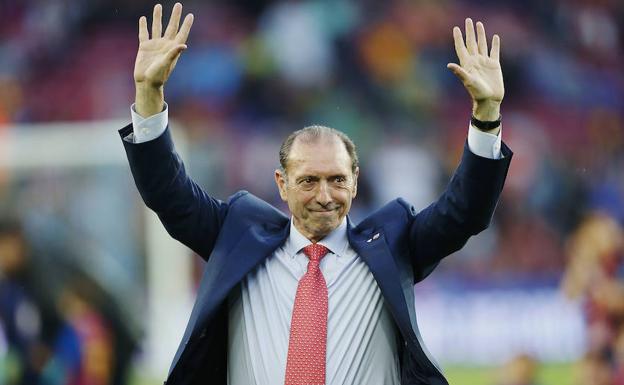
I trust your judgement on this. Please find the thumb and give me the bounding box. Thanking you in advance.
[447,63,470,84]
[164,44,188,63]
[145,44,188,85]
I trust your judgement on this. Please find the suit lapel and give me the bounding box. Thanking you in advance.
[170,222,290,372]
[347,220,416,345]
[215,224,290,301]
[196,222,289,329]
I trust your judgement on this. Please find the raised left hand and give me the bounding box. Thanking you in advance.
[447,18,503,122]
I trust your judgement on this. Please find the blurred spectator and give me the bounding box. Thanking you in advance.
[563,213,624,383]
[614,328,624,385]
[368,136,440,209]
[0,219,117,385]
[50,282,113,385]
[495,354,541,385]
[0,220,57,384]
[574,353,613,385]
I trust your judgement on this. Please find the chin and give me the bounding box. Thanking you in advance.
[315,221,339,235]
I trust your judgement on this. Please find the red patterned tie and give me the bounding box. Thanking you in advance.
[284,243,330,385]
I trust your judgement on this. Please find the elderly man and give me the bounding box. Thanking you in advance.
[120,3,512,385]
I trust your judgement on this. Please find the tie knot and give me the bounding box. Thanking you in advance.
[302,244,329,262]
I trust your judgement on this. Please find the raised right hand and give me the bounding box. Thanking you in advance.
[133,3,193,117]
[134,3,193,88]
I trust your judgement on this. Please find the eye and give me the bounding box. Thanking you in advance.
[335,176,346,183]
[298,177,316,188]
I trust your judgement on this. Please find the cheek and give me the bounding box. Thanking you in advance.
[337,185,354,198]
[287,189,313,210]
[334,188,354,209]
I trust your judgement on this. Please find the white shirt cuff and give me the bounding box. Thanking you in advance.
[467,123,502,159]
[129,102,169,143]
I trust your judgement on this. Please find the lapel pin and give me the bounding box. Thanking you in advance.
[366,233,381,243]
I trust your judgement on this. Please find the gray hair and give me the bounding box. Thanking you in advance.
[279,125,359,173]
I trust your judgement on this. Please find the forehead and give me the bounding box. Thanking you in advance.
[287,135,352,175]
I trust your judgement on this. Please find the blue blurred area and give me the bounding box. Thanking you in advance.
[0,0,623,384]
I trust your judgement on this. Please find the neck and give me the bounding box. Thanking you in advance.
[292,217,347,243]
[296,226,328,243]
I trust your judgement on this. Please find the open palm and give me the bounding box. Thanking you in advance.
[447,18,504,104]
[134,3,194,88]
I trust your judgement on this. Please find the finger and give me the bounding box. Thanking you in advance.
[465,18,477,55]
[139,16,148,43]
[452,26,468,65]
[490,34,500,61]
[164,2,182,39]
[476,21,488,56]
[152,4,162,38]
[163,44,187,64]
[175,13,194,44]
[447,63,471,84]
[153,44,187,77]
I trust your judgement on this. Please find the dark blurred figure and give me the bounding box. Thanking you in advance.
[0,220,59,385]
[575,353,613,385]
[495,354,541,385]
[0,221,117,385]
[562,213,624,384]
[50,281,113,385]
[614,328,624,385]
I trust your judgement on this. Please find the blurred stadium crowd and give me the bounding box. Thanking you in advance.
[0,0,623,384]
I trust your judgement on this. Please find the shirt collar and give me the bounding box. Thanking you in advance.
[284,217,349,259]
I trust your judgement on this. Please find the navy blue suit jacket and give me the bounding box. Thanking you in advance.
[119,124,512,385]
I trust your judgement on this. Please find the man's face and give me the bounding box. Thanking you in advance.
[275,135,358,242]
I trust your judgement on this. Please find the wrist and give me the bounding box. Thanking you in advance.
[135,81,164,97]
[470,115,501,135]
[135,83,164,118]
[472,100,501,122]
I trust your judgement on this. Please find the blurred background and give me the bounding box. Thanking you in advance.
[0,0,623,384]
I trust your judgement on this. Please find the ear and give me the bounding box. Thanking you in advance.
[275,169,288,201]
[352,167,359,198]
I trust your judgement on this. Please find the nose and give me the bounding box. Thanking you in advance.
[315,181,332,206]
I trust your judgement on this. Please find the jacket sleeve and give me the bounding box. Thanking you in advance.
[403,141,512,282]
[119,123,231,259]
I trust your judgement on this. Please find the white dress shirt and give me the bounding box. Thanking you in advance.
[128,104,503,384]
[228,219,401,385]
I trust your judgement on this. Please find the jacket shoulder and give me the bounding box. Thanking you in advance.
[355,198,413,232]
[227,190,289,227]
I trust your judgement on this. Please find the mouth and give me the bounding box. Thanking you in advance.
[309,208,338,215]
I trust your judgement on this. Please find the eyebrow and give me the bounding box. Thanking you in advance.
[296,175,319,182]
[296,174,347,182]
